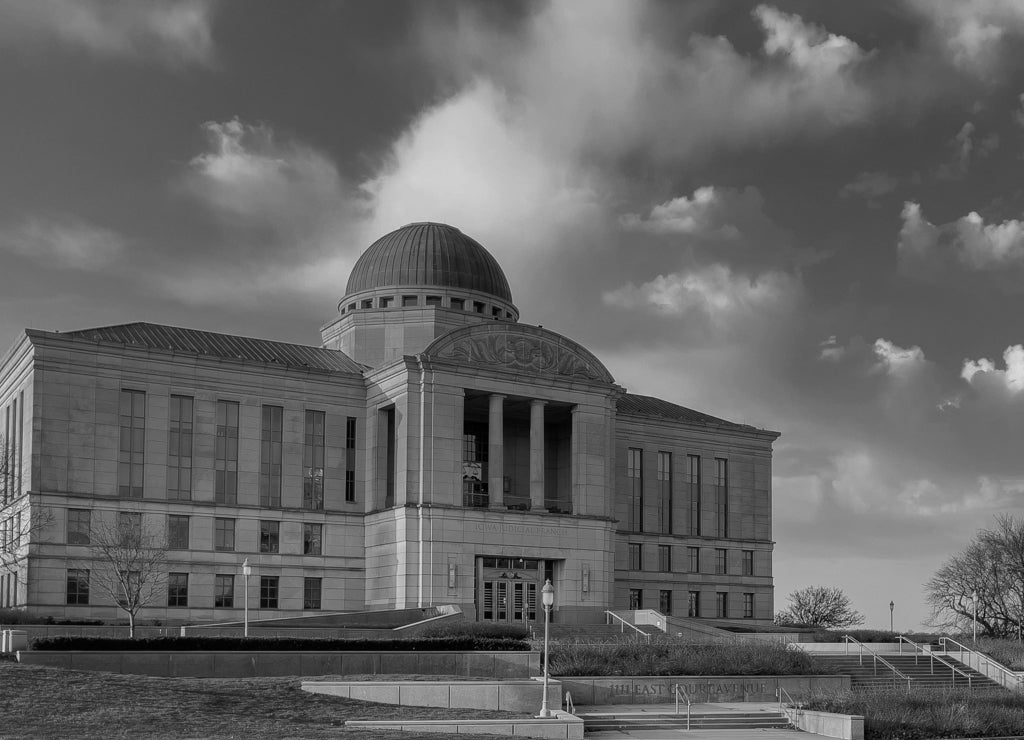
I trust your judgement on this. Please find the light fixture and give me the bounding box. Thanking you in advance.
[538,579,555,719]
[242,558,252,638]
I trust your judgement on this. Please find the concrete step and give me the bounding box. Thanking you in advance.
[810,652,1004,691]
[581,711,790,731]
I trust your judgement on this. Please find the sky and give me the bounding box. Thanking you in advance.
[3,0,1024,632]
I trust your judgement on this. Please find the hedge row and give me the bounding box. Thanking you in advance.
[31,635,531,652]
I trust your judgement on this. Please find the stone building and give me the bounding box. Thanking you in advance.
[0,222,778,625]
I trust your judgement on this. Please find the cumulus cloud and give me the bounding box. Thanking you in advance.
[0,0,215,65]
[898,201,1024,273]
[873,337,927,377]
[906,0,1024,77]
[935,122,998,180]
[838,171,899,207]
[962,344,1024,392]
[0,216,126,269]
[620,186,768,239]
[818,335,846,362]
[602,264,799,327]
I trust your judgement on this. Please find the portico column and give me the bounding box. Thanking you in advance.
[488,394,505,508]
[530,399,547,511]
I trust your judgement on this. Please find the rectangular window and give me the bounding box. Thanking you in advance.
[658,544,671,573]
[688,591,700,617]
[473,301,485,313]
[260,405,283,507]
[716,592,728,618]
[715,548,727,575]
[303,577,322,610]
[66,569,89,605]
[659,589,672,615]
[743,592,754,618]
[303,523,323,555]
[742,550,754,576]
[215,400,239,504]
[167,572,188,607]
[378,296,393,308]
[214,518,235,552]
[425,295,442,307]
[260,575,279,608]
[67,509,91,545]
[260,521,279,553]
[450,297,465,310]
[402,295,417,307]
[629,588,642,610]
[345,417,357,502]
[687,546,700,573]
[167,515,189,550]
[715,458,728,538]
[627,448,643,531]
[687,454,701,535]
[303,410,325,510]
[628,543,642,571]
[215,574,234,608]
[657,451,672,534]
[167,395,193,500]
[118,389,145,498]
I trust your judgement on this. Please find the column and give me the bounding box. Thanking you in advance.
[530,399,547,510]
[488,394,505,508]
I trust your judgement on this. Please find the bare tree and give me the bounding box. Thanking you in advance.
[775,586,865,628]
[1,434,52,597]
[86,514,167,637]
[926,514,1024,638]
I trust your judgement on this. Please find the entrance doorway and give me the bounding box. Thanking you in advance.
[476,556,543,623]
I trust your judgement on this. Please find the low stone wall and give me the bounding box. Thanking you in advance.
[555,675,850,705]
[782,707,864,740]
[302,678,561,713]
[17,650,538,678]
[345,714,583,739]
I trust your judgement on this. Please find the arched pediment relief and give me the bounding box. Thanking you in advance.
[423,325,615,384]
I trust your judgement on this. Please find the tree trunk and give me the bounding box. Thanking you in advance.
[128,611,135,639]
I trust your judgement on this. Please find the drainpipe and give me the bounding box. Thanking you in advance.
[417,356,427,608]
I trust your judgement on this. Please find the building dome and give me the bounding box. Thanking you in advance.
[345,222,513,303]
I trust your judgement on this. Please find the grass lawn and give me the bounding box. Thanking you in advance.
[0,660,529,740]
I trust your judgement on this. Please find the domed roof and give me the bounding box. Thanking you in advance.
[345,222,513,302]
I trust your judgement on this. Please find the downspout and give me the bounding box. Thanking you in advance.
[417,356,427,608]
[428,365,436,605]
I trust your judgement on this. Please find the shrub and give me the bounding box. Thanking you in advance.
[973,637,1024,670]
[811,630,943,644]
[548,637,825,677]
[31,635,531,652]
[803,687,1024,739]
[0,609,104,626]
[419,621,528,640]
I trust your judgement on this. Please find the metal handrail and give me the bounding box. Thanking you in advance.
[938,636,1024,690]
[604,611,651,642]
[673,684,692,729]
[564,691,575,715]
[897,635,972,687]
[843,635,913,689]
[777,685,800,726]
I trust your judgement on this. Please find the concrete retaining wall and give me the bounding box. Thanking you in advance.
[345,714,583,739]
[302,678,561,713]
[782,707,864,740]
[17,650,538,678]
[555,675,850,705]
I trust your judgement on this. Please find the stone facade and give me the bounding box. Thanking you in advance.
[0,222,778,626]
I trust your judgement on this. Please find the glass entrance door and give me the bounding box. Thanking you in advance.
[477,557,542,623]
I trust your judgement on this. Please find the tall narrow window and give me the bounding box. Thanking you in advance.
[715,548,728,575]
[66,569,89,605]
[260,575,279,608]
[167,395,193,500]
[716,592,728,618]
[118,390,145,498]
[629,589,642,609]
[658,544,671,572]
[687,454,701,536]
[167,573,188,607]
[67,509,91,545]
[345,417,357,502]
[215,401,239,504]
[743,593,754,618]
[260,521,279,553]
[303,523,322,555]
[715,458,728,538]
[2,404,9,504]
[627,448,643,531]
[742,550,754,576]
[687,546,700,573]
[260,405,283,507]
[214,518,235,551]
[688,591,700,617]
[215,574,234,608]
[303,410,325,510]
[657,451,672,534]
[659,589,672,615]
[304,577,322,609]
[167,515,189,550]
[628,543,643,570]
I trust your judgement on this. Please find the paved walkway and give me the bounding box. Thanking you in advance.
[576,702,836,740]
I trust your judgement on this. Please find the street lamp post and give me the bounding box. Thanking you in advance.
[889,601,894,633]
[242,558,252,638]
[972,590,978,643]
[538,579,555,718]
